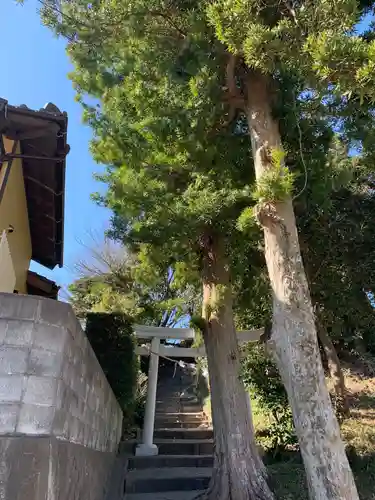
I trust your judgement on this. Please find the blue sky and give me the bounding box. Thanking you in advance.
[0,0,111,294]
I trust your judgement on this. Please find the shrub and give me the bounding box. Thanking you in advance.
[85,312,144,430]
[241,343,297,453]
[189,318,210,408]
[133,371,148,428]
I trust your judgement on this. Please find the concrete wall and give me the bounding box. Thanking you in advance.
[0,137,32,293]
[0,437,115,500]
[0,293,123,500]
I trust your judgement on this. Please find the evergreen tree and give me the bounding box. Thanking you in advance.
[206,3,375,499]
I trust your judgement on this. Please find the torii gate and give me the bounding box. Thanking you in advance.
[133,325,263,456]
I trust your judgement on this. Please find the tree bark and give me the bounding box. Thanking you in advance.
[245,71,359,500]
[316,317,350,418]
[200,233,274,500]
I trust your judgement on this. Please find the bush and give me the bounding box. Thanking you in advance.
[133,371,148,428]
[241,343,297,454]
[194,358,210,407]
[85,312,144,430]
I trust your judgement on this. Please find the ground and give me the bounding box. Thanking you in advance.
[203,371,375,499]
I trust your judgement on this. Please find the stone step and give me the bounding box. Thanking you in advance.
[156,407,184,412]
[155,412,205,420]
[156,396,198,404]
[155,420,209,429]
[157,383,193,389]
[128,454,213,470]
[155,439,214,456]
[157,381,193,387]
[157,387,195,393]
[125,467,212,494]
[156,408,183,414]
[180,405,203,413]
[120,439,214,456]
[157,386,184,390]
[158,384,193,388]
[157,388,198,395]
[156,399,202,413]
[155,418,210,429]
[156,398,184,404]
[154,428,214,440]
[156,404,184,408]
[126,490,205,500]
[156,396,182,401]
[158,374,193,380]
[156,399,181,411]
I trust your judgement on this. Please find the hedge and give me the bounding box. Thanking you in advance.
[85,312,139,425]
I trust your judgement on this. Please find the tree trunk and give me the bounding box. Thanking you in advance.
[245,71,359,500]
[201,233,274,500]
[316,317,350,418]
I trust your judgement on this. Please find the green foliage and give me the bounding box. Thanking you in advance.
[207,0,375,102]
[27,0,257,284]
[236,206,257,233]
[190,315,206,338]
[133,371,148,429]
[196,364,210,404]
[325,137,358,192]
[253,149,295,203]
[298,179,375,357]
[85,313,140,428]
[69,244,196,327]
[69,276,138,318]
[241,343,297,452]
[211,283,228,314]
[28,0,375,460]
[30,2,375,354]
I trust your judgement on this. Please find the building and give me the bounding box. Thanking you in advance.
[0,99,69,298]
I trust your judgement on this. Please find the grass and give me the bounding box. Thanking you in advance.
[203,371,375,499]
[270,372,375,499]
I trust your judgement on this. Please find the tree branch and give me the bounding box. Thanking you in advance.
[150,10,187,38]
[279,0,299,26]
[36,0,88,30]
[221,54,246,127]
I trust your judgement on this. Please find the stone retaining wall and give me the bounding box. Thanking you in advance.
[0,293,123,500]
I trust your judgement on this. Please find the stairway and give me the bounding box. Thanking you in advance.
[124,363,213,499]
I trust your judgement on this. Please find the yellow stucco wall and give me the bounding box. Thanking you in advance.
[0,137,32,293]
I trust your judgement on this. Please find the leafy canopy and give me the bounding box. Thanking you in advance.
[208,1,375,100]
[28,0,375,305]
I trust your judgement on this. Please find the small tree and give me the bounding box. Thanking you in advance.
[69,238,195,327]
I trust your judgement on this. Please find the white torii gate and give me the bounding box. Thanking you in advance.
[133,325,263,456]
